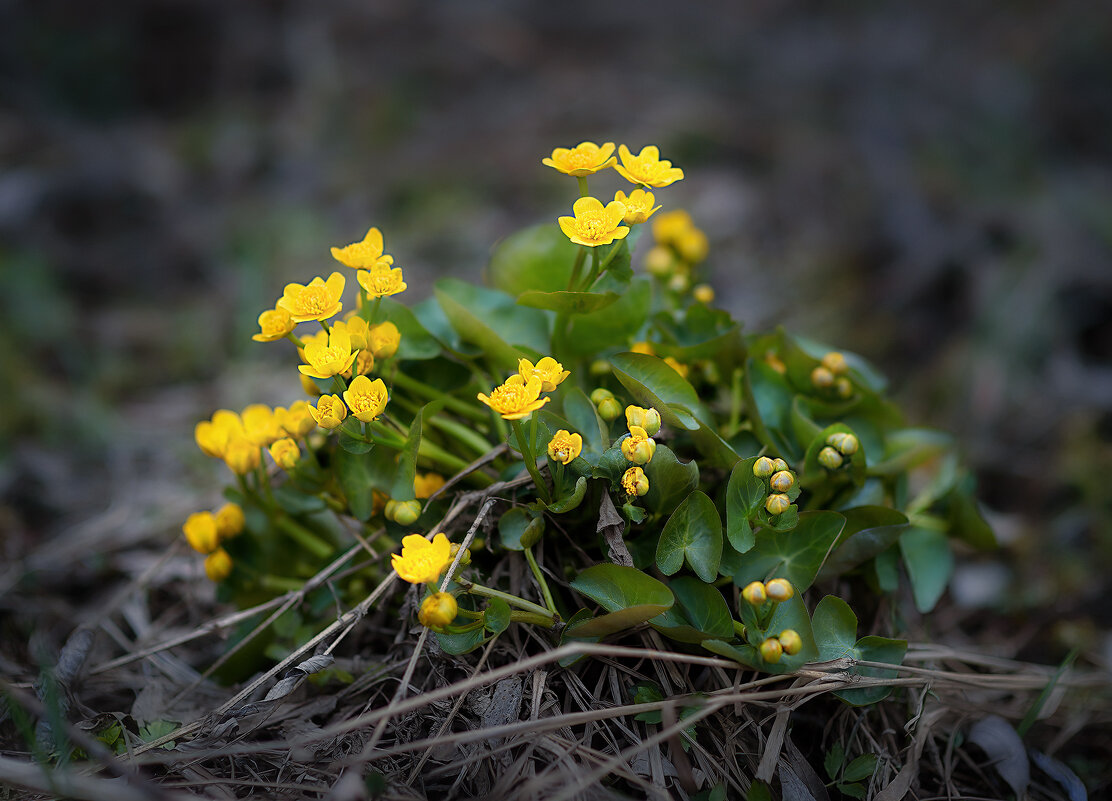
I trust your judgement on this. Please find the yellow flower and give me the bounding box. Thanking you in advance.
[277,272,346,323]
[214,503,245,539]
[558,196,630,247]
[547,430,583,465]
[252,307,295,342]
[624,405,661,436]
[418,592,458,628]
[663,356,689,379]
[342,349,375,379]
[517,356,570,393]
[621,426,656,465]
[269,437,300,470]
[368,322,401,359]
[677,228,708,263]
[298,327,359,380]
[693,284,715,304]
[296,329,328,363]
[542,141,617,177]
[652,209,695,245]
[414,472,446,500]
[331,226,394,270]
[242,404,283,447]
[342,375,389,422]
[614,189,661,224]
[357,265,407,298]
[300,373,323,396]
[477,374,550,420]
[279,400,316,438]
[615,145,684,188]
[204,548,233,582]
[630,341,655,356]
[644,245,675,277]
[223,436,261,475]
[334,316,370,350]
[183,511,219,554]
[622,466,649,498]
[308,394,348,429]
[392,532,453,584]
[195,410,245,458]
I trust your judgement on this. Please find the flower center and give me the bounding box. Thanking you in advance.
[300,288,328,314]
[579,212,609,240]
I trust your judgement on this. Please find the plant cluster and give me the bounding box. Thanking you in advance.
[185,140,993,685]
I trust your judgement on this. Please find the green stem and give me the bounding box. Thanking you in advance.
[274,515,333,559]
[460,580,557,623]
[510,419,551,503]
[258,574,307,594]
[565,246,587,291]
[390,371,488,424]
[524,546,558,615]
[580,247,602,290]
[509,611,558,626]
[443,620,485,634]
[390,395,494,456]
[285,332,305,349]
[576,176,590,198]
[368,297,382,324]
[725,367,743,438]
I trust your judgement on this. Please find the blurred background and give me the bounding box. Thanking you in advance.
[1,0,1110,662]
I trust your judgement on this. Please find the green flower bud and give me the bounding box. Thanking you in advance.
[771,458,789,473]
[625,405,662,436]
[753,456,776,478]
[449,542,472,566]
[765,493,792,516]
[769,470,794,493]
[589,360,611,376]
[811,365,835,390]
[835,376,853,398]
[817,446,844,470]
[390,499,422,526]
[821,351,848,375]
[590,387,615,405]
[742,581,767,606]
[621,426,657,465]
[778,629,803,656]
[597,396,623,422]
[759,637,784,664]
[765,578,794,602]
[837,433,859,455]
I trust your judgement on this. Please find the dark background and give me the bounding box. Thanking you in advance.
[2,1,1111,661]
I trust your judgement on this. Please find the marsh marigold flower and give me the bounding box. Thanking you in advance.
[298,327,359,380]
[614,189,661,225]
[252,307,295,342]
[368,322,401,359]
[547,430,583,465]
[242,404,283,447]
[331,226,394,270]
[477,374,549,420]
[558,197,630,248]
[518,356,569,393]
[357,265,407,298]
[677,228,709,263]
[344,349,375,379]
[622,466,649,498]
[652,209,695,246]
[309,394,348,429]
[195,410,245,459]
[542,141,617,177]
[223,437,261,475]
[214,503,245,539]
[615,145,684,188]
[205,548,233,582]
[693,284,715,304]
[624,405,661,436]
[414,472,446,499]
[269,437,300,470]
[277,272,345,323]
[621,426,656,465]
[418,592,458,628]
[334,317,370,351]
[343,375,388,422]
[392,532,453,584]
[183,512,219,554]
[279,400,316,438]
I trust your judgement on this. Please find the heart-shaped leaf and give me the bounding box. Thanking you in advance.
[568,564,674,637]
[731,511,845,593]
[812,595,906,705]
[899,526,954,613]
[725,456,767,553]
[656,490,722,582]
[611,352,708,432]
[643,444,699,518]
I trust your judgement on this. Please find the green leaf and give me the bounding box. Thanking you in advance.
[704,595,817,674]
[643,444,699,518]
[874,547,900,592]
[488,223,578,296]
[271,486,326,516]
[670,576,734,639]
[434,278,550,368]
[838,782,866,799]
[564,278,652,357]
[868,428,953,476]
[372,298,443,360]
[436,626,487,655]
[138,720,178,749]
[545,475,587,514]
[561,387,607,454]
[843,754,878,783]
[944,477,996,550]
[338,431,374,454]
[900,526,954,613]
[557,609,600,667]
[517,289,620,314]
[498,507,536,551]
[611,351,708,431]
[332,446,377,521]
[825,742,846,780]
[656,491,722,582]
[812,595,907,705]
[484,598,512,634]
[568,564,674,637]
[725,457,767,553]
[731,511,845,593]
[390,401,442,501]
[818,506,909,580]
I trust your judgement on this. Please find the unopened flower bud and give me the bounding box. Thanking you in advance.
[621,426,656,465]
[765,578,794,602]
[742,581,767,606]
[418,592,458,629]
[770,458,789,473]
[769,470,794,493]
[590,359,611,376]
[753,456,776,478]
[597,396,623,422]
[835,377,853,398]
[667,272,690,294]
[214,503,245,540]
[778,629,803,656]
[269,437,300,470]
[764,351,787,374]
[811,366,835,390]
[590,387,615,405]
[449,543,472,566]
[183,512,219,554]
[765,493,792,516]
[204,548,233,582]
[622,466,650,498]
[821,351,848,375]
[693,284,715,304]
[759,637,784,664]
[645,245,675,277]
[389,499,422,526]
[836,433,859,456]
[521,516,545,548]
[625,405,662,436]
[818,446,844,470]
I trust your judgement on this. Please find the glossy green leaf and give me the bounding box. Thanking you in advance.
[732,511,845,593]
[611,351,707,432]
[643,444,700,518]
[484,598,512,635]
[561,386,607,454]
[434,278,550,367]
[372,298,443,360]
[656,490,722,582]
[332,446,377,521]
[746,358,797,459]
[436,626,486,655]
[557,609,599,667]
[390,401,442,501]
[545,475,587,514]
[818,506,909,580]
[725,457,766,553]
[568,564,674,637]
[498,507,536,551]
[812,595,907,704]
[487,223,578,295]
[564,279,652,357]
[945,477,997,550]
[338,431,374,454]
[900,526,954,612]
[517,289,620,314]
[670,576,734,639]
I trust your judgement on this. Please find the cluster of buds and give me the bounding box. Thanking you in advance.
[752,456,797,517]
[619,405,661,499]
[818,431,860,471]
[195,402,316,476]
[759,629,804,664]
[590,388,623,422]
[643,209,710,298]
[810,351,853,399]
[741,577,795,606]
[182,502,245,581]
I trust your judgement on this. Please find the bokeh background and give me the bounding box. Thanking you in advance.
[2,0,1111,666]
